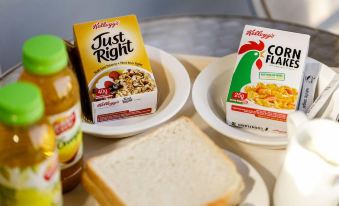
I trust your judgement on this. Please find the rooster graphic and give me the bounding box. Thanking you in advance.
[227,40,265,101]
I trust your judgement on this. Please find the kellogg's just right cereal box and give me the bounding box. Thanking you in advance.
[74,15,157,123]
[226,25,310,134]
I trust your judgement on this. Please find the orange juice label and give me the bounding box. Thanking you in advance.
[0,153,62,206]
[48,103,82,169]
[74,15,157,123]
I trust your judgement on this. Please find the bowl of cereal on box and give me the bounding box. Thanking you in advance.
[240,82,299,111]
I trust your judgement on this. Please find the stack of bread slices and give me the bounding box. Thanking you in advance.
[83,117,244,206]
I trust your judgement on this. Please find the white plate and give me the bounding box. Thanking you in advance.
[192,54,336,147]
[82,45,190,138]
[225,150,269,206]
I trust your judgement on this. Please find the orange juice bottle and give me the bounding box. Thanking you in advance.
[0,82,62,206]
[20,35,83,193]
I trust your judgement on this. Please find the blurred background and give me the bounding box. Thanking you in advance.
[0,0,338,74]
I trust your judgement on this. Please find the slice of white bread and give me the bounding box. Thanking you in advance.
[83,117,244,206]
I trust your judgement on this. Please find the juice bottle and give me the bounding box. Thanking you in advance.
[0,82,62,206]
[20,35,83,193]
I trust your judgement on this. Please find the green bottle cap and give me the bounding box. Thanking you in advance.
[0,82,44,126]
[22,35,68,75]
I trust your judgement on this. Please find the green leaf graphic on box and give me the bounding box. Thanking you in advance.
[227,41,264,102]
[227,51,259,101]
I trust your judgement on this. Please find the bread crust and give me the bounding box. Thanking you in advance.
[84,165,126,206]
[180,117,244,205]
[207,193,231,206]
[82,172,113,206]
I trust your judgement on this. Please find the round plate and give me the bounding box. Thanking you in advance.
[192,54,335,147]
[82,45,190,137]
[225,151,269,206]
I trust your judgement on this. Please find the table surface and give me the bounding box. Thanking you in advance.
[1,15,339,206]
[141,15,339,67]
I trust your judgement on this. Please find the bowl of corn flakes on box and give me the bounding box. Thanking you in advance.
[192,25,337,148]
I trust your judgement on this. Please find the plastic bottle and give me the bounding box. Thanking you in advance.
[20,35,83,193]
[0,82,62,206]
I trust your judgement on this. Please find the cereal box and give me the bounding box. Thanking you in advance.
[73,15,157,123]
[226,25,310,134]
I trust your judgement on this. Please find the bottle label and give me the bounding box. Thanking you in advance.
[48,103,83,170]
[0,153,62,206]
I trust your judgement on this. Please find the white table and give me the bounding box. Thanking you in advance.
[2,15,339,206]
[63,54,286,206]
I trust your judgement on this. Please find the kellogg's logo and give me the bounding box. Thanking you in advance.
[92,21,119,30]
[246,29,275,39]
[97,100,119,108]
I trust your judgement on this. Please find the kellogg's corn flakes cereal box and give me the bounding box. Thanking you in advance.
[226,25,310,134]
[73,15,157,123]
